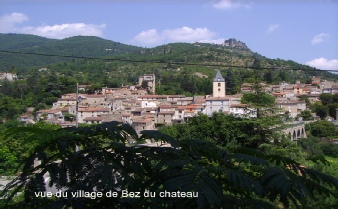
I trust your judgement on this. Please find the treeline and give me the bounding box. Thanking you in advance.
[0,70,77,122]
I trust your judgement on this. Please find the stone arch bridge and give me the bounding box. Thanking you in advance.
[282,122,307,140]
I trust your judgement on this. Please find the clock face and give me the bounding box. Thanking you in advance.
[218,78,220,81]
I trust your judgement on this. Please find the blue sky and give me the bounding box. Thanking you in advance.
[0,0,337,71]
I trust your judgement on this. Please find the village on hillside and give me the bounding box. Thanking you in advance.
[17,71,338,139]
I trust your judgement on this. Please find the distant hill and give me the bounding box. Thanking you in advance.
[0,33,334,82]
[0,34,145,70]
[0,33,56,50]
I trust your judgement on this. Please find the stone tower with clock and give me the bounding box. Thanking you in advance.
[213,70,226,97]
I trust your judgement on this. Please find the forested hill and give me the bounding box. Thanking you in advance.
[0,33,56,50]
[0,33,316,71]
[0,34,145,70]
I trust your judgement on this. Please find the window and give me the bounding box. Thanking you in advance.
[218,88,221,92]
[218,83,221,87]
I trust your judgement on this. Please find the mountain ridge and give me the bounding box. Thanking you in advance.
[0,33,319,73]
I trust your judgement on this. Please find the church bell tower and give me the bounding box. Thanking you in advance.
[213,70,226,97]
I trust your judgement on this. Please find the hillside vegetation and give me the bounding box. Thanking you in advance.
[0,33,320,72]
[0,34,144,70]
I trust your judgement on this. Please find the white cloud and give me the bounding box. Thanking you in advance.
[306,57,338,71]
[198,38,226,44]
[213,0,251,10]
[131,26,221,47]
[131,29,164,45]
[265,24,280,34]
[163,27,215,42]
[311,33,329,45]
[0,12,106,39]
[0,12,28,33]
[21,23,106,39]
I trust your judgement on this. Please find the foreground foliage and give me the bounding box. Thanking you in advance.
[1,122,338,209]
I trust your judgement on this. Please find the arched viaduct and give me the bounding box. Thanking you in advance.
[283,122,307,140]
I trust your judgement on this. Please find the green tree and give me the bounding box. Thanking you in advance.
[161,111,282,149]
[263,70,274,83]
[297,136,324,157]
[86,83,101,94]
[64,113,76,122]
[1,122,338,208]
[328,103,338,120]
[298,95,310,107]
[141,80,148,89]
[296,110,314,121]
[26,70,42,96]
[315,105,329,120]
[0,96,26,122]
[307,120,336,138]
[0,144,18,175]
[33,103,48,115]
[44,96,58,105]
[332,93,338,103]
[320,142,338,158]
[319,93,333,106]
[241,82,275,119]
[12,80,28,99]
[0,78,13,96]
[225,69,240,95]
[239,81,283,148]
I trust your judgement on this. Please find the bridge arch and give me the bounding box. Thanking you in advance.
[282,123,307,141]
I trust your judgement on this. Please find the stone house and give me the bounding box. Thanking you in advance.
[177,97,193,105]
[83,117,104,124]
[53,97,77,108]
[205,97,230,116]
[137,95,167,102]
[79,94,106,106]
[138,74,156,94]
[78,107,111,123]
[157,111,175,125]
[276,100,306,118]
[173,106,185,123]
[0,72,17,81]
[131,117,155,136]
[229,104,255,117]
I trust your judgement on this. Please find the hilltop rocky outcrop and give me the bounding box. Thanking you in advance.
[222,38,248,49]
